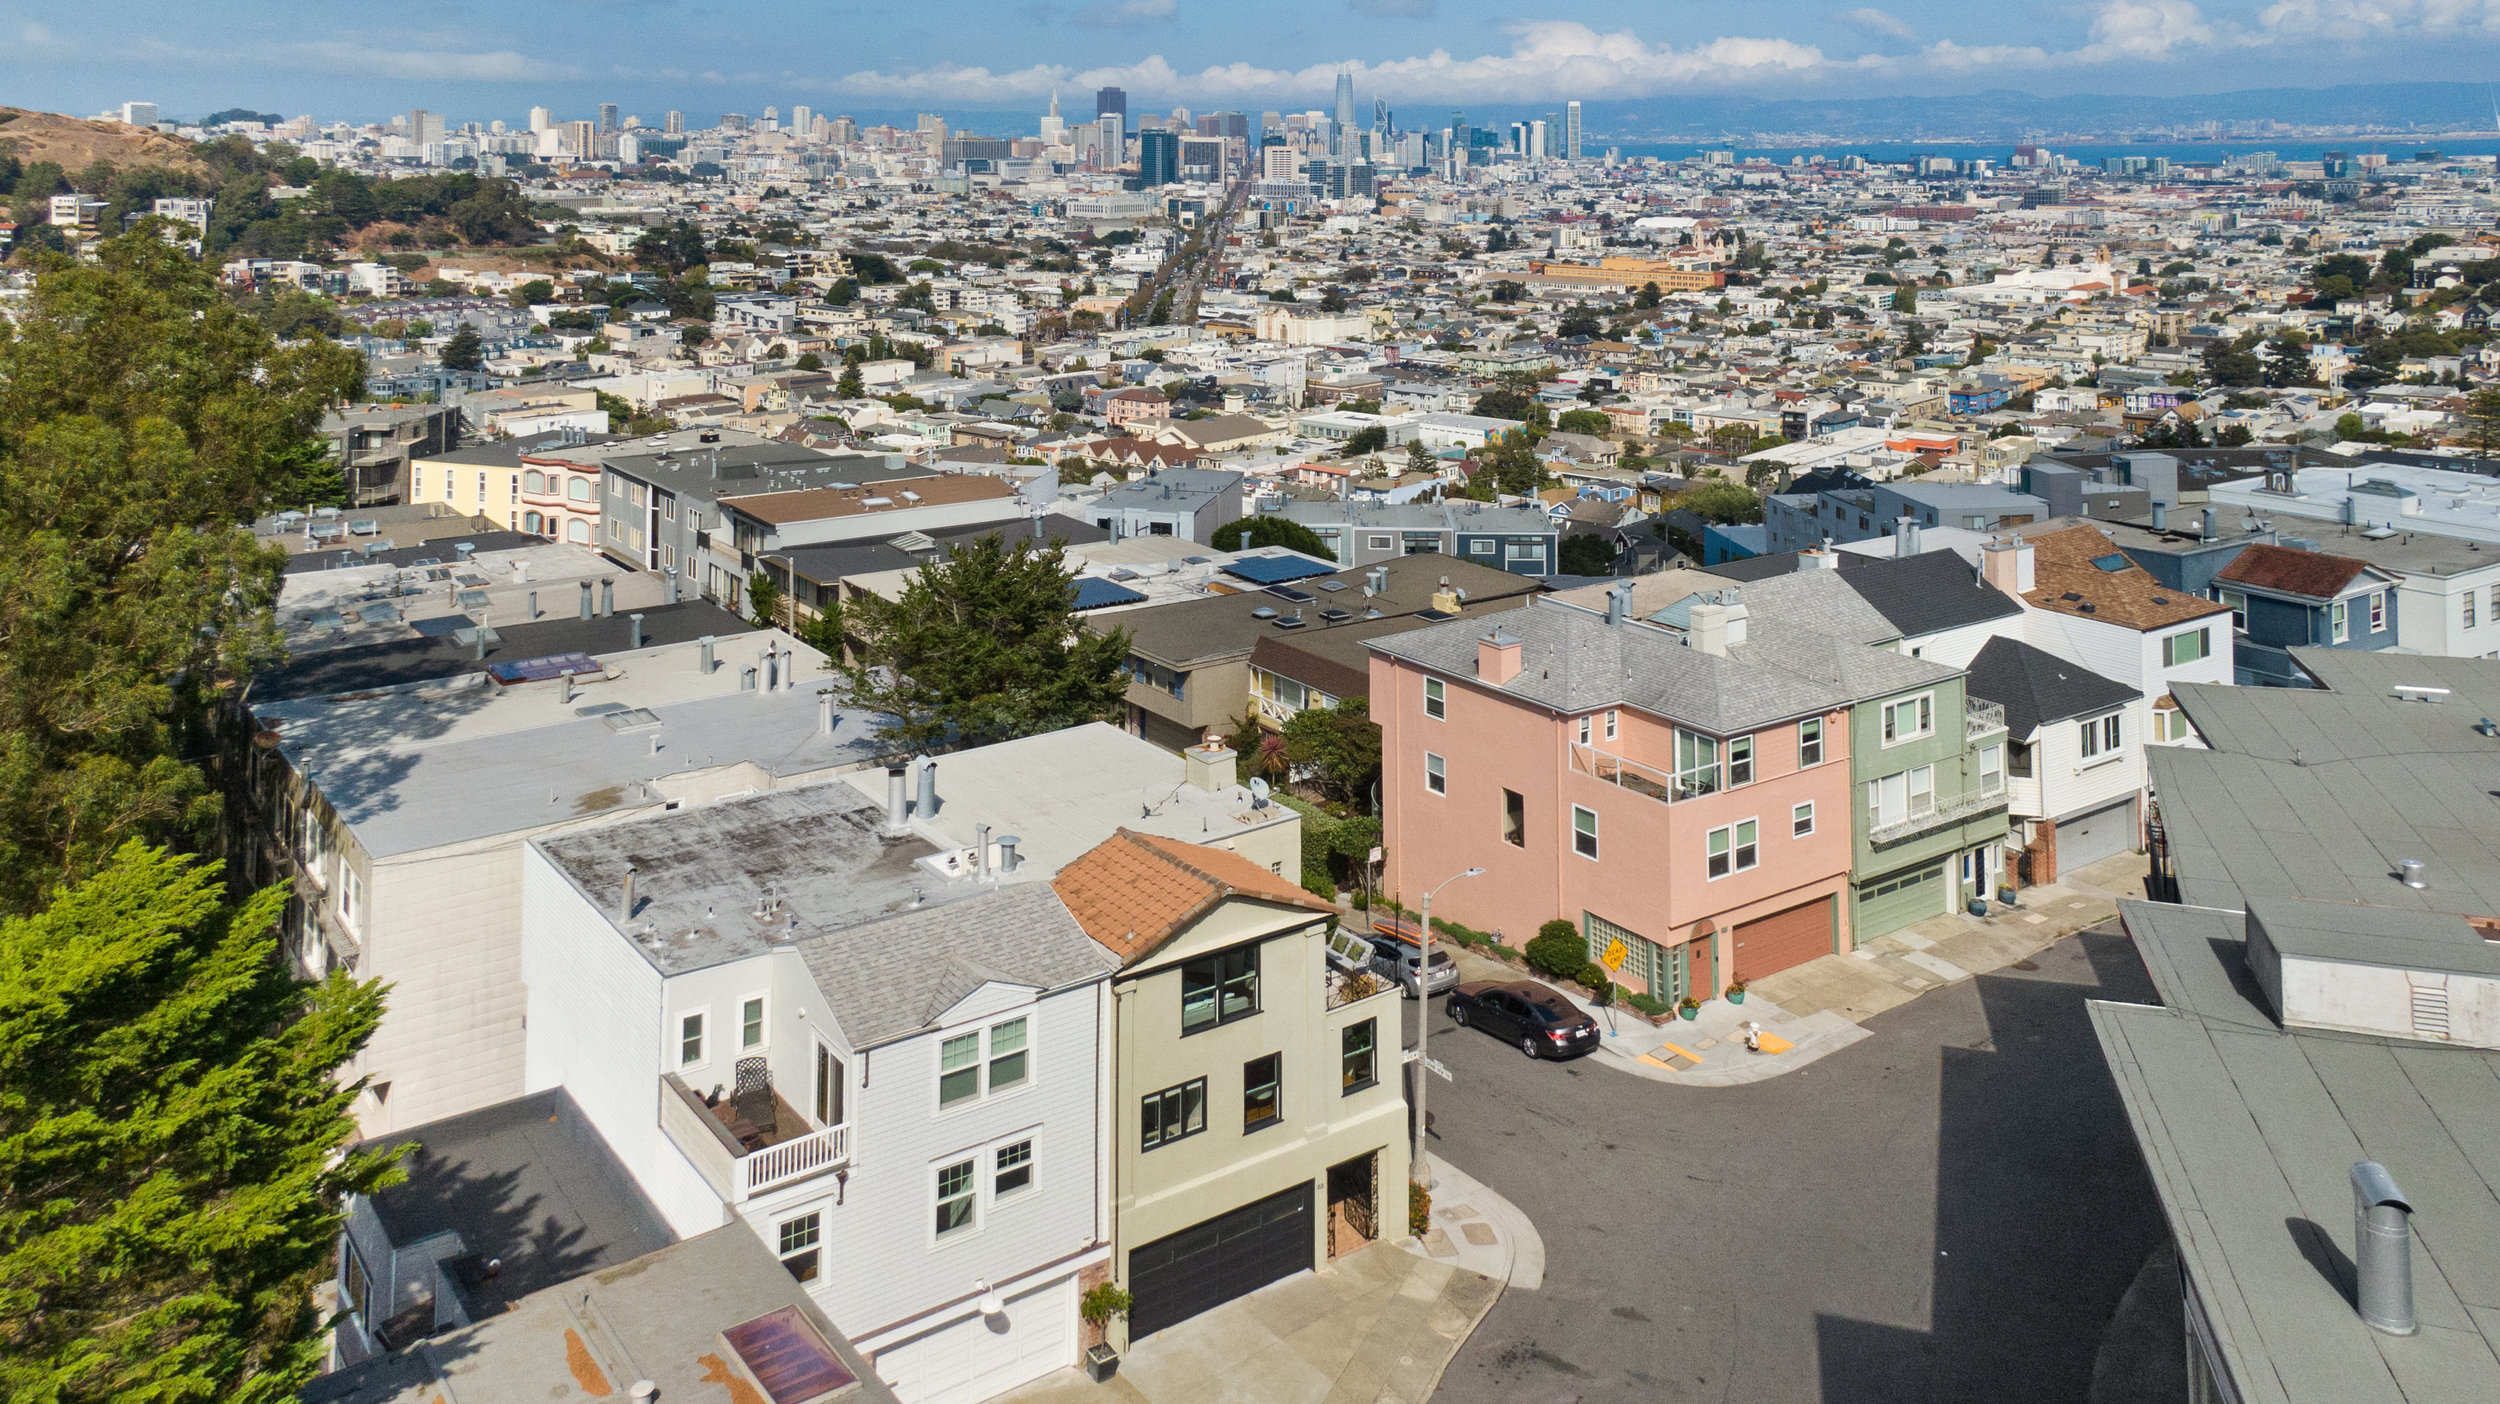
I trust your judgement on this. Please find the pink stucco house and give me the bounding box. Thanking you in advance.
[1367,590,1858,1001]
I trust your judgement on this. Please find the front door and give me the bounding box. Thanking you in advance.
[1326,1152,1378,1259]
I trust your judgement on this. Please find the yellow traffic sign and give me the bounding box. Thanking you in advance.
[1601,938,1628,971]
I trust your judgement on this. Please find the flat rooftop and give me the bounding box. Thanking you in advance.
[2208,462,2500,546]
[250,601,754,703]
[275,538,671,656]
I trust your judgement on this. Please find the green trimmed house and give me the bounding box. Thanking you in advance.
[1846,671,2010,939]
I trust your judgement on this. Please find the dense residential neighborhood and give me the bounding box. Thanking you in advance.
[15,36,2500,1404]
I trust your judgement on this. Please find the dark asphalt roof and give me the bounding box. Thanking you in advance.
[1963,635,2137,736]
[1840,550,2026,638]
[251,601,755,701]
[281,531,544,576]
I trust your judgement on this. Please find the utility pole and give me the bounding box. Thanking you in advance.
[1411,866,1481,1192]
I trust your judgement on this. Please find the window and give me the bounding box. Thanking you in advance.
[1674,730,1720,797]
[2368,592,2386,633]
[1604,710,1618,741]
[2162,627,2210,667]
[1243,1053,1282,1132]
[741,997,765,1050]
[1798,717,1823,767]
[1423,677,1445,719]
[935,1160,978,1238]
[1141,1078,1207,1150]
[1425,752,1446,795]
[987,1017,1029,1092]
[678,1011,705,1067]
[994,1140,1034,1198]
[1868,767,1935,826]
[1706,820,1759,878]
[1501,789,1525,847]
[2215,587,2248,631]
[2079,712,2122,759]
[1792,802,1815,838]
[778,1212,822,1281]
[2330,599,2349,644]
[813,1043,845,1126]
[1726,735,1754,787]
[1979,743,2004,793]
[568,478,594,502]
[2154,709,2192,743]
[342,1239,374,1327]
[1366,533,1394,550]
[474,470,487,505]
[2468,592,2480,630]
[1572,806,1599,860]
[1908,766,1933,816]
[2009,740,2033,778]
[337,863,363,934]
[1342,1020,1377,1092]
[939,1031,981,1106]
[1181,945,1260,1034]
[1577,715,1592,745]
[1881,694,1935,745]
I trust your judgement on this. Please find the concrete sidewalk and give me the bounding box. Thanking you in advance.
[1405,1153,1544,1289]
[992,1241,1501,1404]
[1748,850,2148,1026]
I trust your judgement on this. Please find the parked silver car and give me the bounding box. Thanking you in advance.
[1366,920,1460,998]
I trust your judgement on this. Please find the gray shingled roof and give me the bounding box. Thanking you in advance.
[1965,636,2138,738]
[799,884,1115,1050]
[1839,550,2027,639]
[1648,569,1899,648]
[1364,597,1854,734]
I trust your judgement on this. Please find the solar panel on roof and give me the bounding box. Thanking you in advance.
[1414,608,1459,622]
[485,651,601,684]
[1220,555,1335,585]
[408,614,476,638]
[719,1306,856,1404]
[1069,577,1149,611]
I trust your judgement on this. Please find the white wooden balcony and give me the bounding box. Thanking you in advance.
[660,1073,850,1204]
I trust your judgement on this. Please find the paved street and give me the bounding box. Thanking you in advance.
[1412,924,2165,1404]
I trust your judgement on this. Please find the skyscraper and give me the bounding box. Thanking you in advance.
[1565,100,1582,160]
[664,109,684,135]
[792,105,812,136]
[599,103,618,134]
[1332,69,1356,153]
[1136,129,1179,188]
[1096,112,1125,167]
[1040,92,1066,146]
[530,106,555,134]
[1096,86,1126,120]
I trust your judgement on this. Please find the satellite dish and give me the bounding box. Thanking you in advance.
[1248,778,1271,807]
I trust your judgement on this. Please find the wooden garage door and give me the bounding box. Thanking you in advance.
[1127,1182,1313,1340]
[1733,897,1835,983]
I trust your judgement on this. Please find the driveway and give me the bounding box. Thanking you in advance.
[1415,924,2165,1404]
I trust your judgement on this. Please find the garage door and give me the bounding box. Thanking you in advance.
[2057,798,2139,872]
[1857,862,1949,941]
[1732,897,1836,983]
[1128,1182,1313,1339]
[870,1273,1076,1404]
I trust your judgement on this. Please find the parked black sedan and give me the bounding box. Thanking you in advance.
[1446,980,1602,1060]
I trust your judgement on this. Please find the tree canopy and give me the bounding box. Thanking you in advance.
[0,230,363,910]
[811,536,1133,757]
[0,843,393,1403]
[1209,516,1333,558]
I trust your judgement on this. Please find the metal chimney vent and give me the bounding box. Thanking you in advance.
[2351,1162,2416,1336]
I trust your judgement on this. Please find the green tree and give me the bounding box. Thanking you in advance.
[1890,285,1918,314]
[1208,516,1334,558]
[1556,409,1610,436]
[1677,479,1764,525]
[748,570,784,627]
[510,279,555,308]
[438,324,484,371]
[2203,338,2263,387]
[1279,697,1382,808]
[816,536,1132,757]
[0,842,393,1403]
[1339,425,1389,458]
[0,231,362,907]
[1404,440,1436,477]
[2460,387,2500,452]
[2216,423,2255,446]
[1482,430,1548,496]
[1559,535,1617,576]
[836,364,865,398]
[794,352,824,371]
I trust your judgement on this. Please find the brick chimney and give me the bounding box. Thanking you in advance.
[1982,537,2035,596]
[1478,631,1522,684]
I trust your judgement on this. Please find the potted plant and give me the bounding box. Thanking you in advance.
[1724,980,1746,1005]
[1080,1284,1132,1382]
[1678,995,1701,1021]
[1997,883,2020,907]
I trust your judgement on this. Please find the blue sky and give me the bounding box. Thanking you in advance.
[8,1,2498,127]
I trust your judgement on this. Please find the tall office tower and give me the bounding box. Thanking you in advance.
[1373,98,1389,135]
[791,105,812,136]
[120,101,157,128]
[917,113,948,155]
[762,105,779,126]
[562,119,595,156]
[1097,113,1124,166]
[490,119,507,135]
[833,115,857,144]
[530,106,555,134]
[408,109,445,145]
[665,109,685,135]
[1040,91,1066,146]
[1565,100,1582,159]
[1137,129,1180,188]
[1260,145,1301,181]
[1527,119,1547,159]
[1333,69,1356,136]
[1259,110,1282,141]
[1096,86,1126,120]
[599,102,618,133]
[1168,105,1191,129]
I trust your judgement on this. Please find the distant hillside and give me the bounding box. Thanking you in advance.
[0,107,208,176]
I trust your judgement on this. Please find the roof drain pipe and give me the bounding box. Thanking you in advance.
[2351,1161,2417,1336]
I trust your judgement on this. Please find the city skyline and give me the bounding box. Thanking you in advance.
[14,1,2500,124]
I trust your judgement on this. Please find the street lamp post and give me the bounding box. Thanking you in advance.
[1412,866,1483,1193]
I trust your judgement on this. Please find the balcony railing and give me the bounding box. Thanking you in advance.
[1570,743,1718,804]
[660,1073,849,1203]
[1868,783,2010,847]
[1967,698,2007,739]
[742,1123,850,1198]
[1326,965,1393,1010]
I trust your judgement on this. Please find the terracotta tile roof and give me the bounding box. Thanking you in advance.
[2022,523,2232,631]
[2214,542,2371,601]
[1051,828,1336,965]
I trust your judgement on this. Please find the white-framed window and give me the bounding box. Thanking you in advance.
[1979,743,2004,792]
[2467,592,2480,630]
[1798,717,1823,767]
[678,1010,706,1068]
[1571,805,1598,860]
[337,862,363,935]
[1868,766,1936,826]
[2162,627,2210,667]
[987,1016,1029,1092]
[2330,599,2349,644]
[934,1158,979,1239]
[1603,710,1618,741]
[939,1031,980,1107]
[994,1138,1035,1199]
[2367,591,2386,633]
[777,1211,822,1281]
[1881,694,1935,745]
[937,1012,1032,1109]
[1706,819,1760,879]
[2215,587,2248,632]
[1674,730,1720,797]
[1577,716,1591,745]
[2153,708,2193,743]
[1792,802,1815,838]
[740,996,766,1049]
[813,1041,845,1126]
[1425,751,1446,795]
[1423,677,1445,719]
[2079,711,2122,759]
[1366,533,1394,550]
[1726,735,1754,786]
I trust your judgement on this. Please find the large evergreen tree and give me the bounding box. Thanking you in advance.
[0,843,393,1403]
[812,535,1132,756]
[0,231,363,910]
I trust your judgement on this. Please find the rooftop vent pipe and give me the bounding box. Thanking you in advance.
[628,613,644,650]
[699,636,716,674]
[975,823,992,880]
[2399,859,2428,889]
[663,568,680,605]
[619,863,637,921]
[1606,580,1632,626]
[884,765,910,834]
[600,579,615,617]
[2201,507,2217,542]
[2151,500,2168,531]
[2351,1161,2416,1336]
[579,581,594,620]
[817,690,835,735]
[915,756,939,818]
[997,835,1022,872]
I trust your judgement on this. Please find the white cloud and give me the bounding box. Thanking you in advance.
[1072,0,1177,27]
[1350,0,1437,16]
[1837,7,1917,40]
[286,41,575,82]
[2259,0,2500,36]
[2071,0,2218,60]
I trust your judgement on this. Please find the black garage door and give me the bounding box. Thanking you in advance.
[1128,1182,1313,1339]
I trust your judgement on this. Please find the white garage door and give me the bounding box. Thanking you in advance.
[2057,797,2139,872]
[871,1273,1076,1404]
